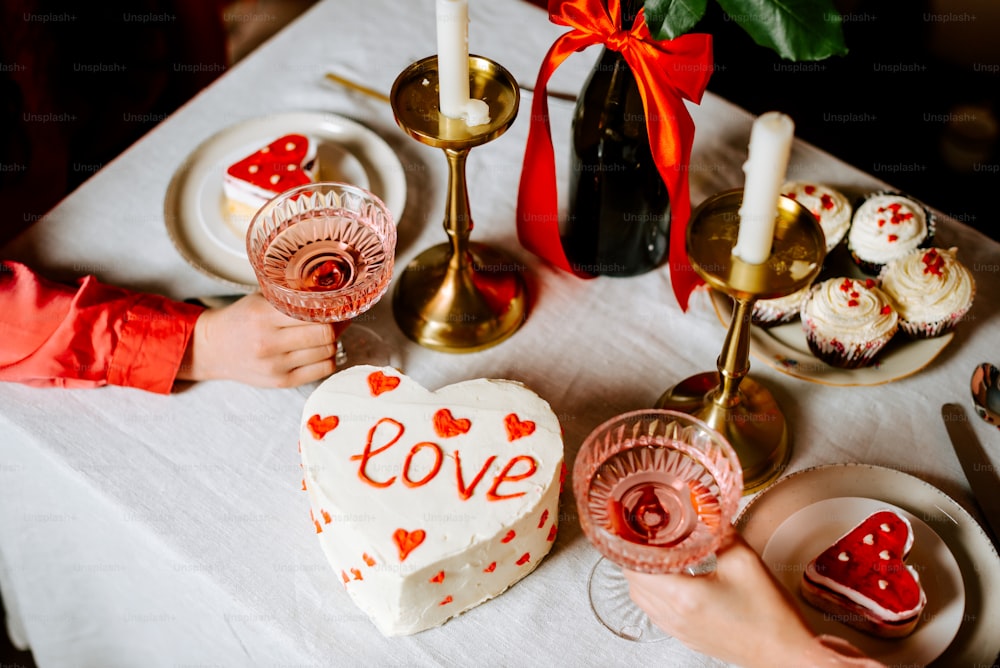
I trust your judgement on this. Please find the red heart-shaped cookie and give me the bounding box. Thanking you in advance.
[807,510,924,614]
[226,133,313,193]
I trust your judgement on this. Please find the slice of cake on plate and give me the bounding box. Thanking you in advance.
[299,365,565,636]
[223,133,318,237]
[800,509,927,638]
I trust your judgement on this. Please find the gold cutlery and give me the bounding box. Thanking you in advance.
[324,71,576,104]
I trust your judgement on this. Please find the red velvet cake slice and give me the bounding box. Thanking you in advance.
[801,509,927,638]
[223,133,318,235]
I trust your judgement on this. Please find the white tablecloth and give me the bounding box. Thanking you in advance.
[2,0,999,666]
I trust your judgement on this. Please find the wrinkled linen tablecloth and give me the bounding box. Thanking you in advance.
[2,0,999,665]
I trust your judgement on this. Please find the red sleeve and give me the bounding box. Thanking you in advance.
[0,261,205,394]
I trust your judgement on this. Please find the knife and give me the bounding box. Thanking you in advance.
[941,402,1000,547]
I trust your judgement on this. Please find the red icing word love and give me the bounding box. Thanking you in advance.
[504,413,536,441]
[433,409,471,438]
[349,418,538,501]
[393,528,426,562]
[367,370,401,396]
[307,414,340,439]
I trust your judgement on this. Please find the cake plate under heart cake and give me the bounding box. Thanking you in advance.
[656,189,826,493]
[389,55,527,353]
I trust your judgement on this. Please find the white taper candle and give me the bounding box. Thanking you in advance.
[733,112,795,264]
[436,0,470,119]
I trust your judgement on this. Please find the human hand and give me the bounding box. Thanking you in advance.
[177,292,341,388]
[623,533,822,668]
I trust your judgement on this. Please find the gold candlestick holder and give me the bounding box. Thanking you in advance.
[656,189,826,494]
[388,55,527,352]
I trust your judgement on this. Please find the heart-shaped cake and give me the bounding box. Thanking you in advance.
[800,509,927,638]
[222,133,318,235]
[299,366,565,636]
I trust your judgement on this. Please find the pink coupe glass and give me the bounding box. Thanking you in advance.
[573,409,743,641]
[246,182,397,371]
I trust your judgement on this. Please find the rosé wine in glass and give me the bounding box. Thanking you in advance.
[573,409,742,641]
[247,182,396,370]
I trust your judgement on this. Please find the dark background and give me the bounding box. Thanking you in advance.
[1,0,998,247]
[701,0,999,242]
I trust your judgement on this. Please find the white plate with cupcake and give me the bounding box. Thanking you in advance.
[165,111,407,289]
[712,184,974,386]
[737,463,1000,667]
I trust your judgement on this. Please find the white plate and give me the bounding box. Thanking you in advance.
[737,464,1000,667]
[164,111,407,289]
[711,289,953,386]
[760,496,964,666]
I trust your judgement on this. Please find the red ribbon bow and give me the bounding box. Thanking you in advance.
[516,0,713,311]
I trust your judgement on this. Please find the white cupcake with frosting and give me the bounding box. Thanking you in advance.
[800,277,899,368]
[752,283,812,328]
[781,181,852,251]
[878,246,975,338]
[848,192,934,275]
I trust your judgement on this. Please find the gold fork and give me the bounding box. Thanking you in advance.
[324,71,576,104]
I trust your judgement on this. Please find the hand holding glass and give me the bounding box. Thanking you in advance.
[573,409,743,641]
[246,182,397,371]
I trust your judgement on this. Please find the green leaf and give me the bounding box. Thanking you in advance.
[644,0,708,40]
[713,0,848,60]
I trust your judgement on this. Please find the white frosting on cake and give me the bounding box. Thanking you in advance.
[879,247,975,326]
[848,194,929,266]
[800,277,898,347]
[781,181,852,250]
[299,365,564,636]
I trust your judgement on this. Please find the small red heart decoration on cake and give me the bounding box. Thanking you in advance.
[367,370,401,396]
[801,509,927,638]
[433,408,472,438]
[307,414,339,439]
[299,365,564,636]
[393,528,426,562]
[504,413,536,441]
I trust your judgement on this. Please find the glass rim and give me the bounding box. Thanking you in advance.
[245,181,396,300]
[572,408,743,572]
